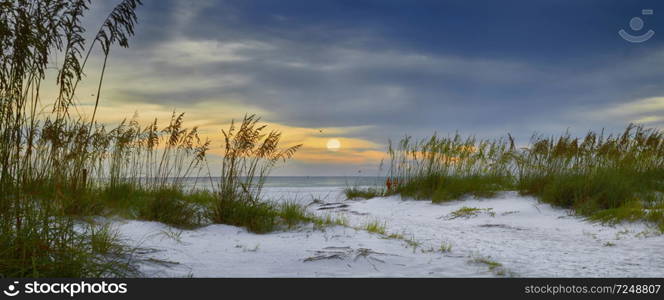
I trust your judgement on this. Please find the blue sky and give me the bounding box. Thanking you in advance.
[82,0,664,175]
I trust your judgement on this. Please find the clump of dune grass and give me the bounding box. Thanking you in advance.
[472,257,502,270]
[278,201,312,229]
[387,133,515,202]
[439,241,453,252]
[102,111,210,192]
[471,256,508,276]
[86,223,122,255]
[447,207,495,219]
[312,213,348,229]
[211,114,302,232]
[515,125,664,228]
[399,174,511,203]
[211,199,324,233]
[0,0,144,277]
[402,235,421,250]
[421,241,453,253]
[386,125,664,230]
[75,114,309,233]
[344,186,385,200]
[136,188,208,229]
[362,219,388,235]
[213,199,279,233]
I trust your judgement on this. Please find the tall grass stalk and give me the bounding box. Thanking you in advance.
[212,115,302,232]
[387,133,514,202]
[516,125,664,221]
[0,0,144,277]
[387,125,664,228]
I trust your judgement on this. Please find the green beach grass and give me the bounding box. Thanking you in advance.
[0,0,316,277]
[383,125,664,230]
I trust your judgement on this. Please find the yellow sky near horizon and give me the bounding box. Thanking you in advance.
[67,98,388,167]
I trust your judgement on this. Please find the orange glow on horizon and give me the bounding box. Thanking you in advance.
[77,102,385,166]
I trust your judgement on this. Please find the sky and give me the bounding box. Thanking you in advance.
[69,0,664,176]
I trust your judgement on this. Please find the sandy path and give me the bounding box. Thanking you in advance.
[112,187,664,277]
[294,189,664,277]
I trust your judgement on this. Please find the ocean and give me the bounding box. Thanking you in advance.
[179,176,385,204]
[183,176,386,189]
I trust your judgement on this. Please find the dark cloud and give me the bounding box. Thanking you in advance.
[91,0,664,149]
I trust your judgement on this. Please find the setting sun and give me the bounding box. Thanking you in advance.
[326,139,341,151]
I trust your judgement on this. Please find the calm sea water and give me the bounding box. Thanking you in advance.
[182,176,385,189]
